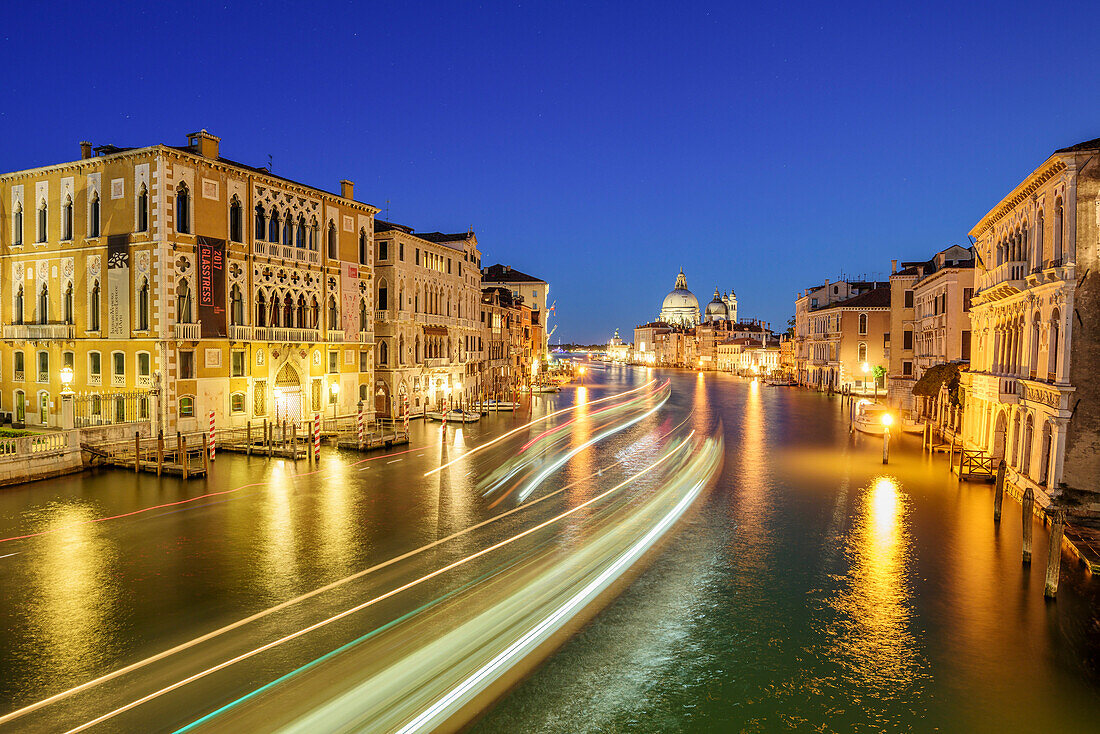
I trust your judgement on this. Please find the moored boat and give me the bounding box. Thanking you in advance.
[426,410,482,423]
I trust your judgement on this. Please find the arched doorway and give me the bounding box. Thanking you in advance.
[992,410,1007,459]
[375,378,391,418]
[274,362,303,422]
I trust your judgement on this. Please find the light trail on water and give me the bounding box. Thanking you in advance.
[59,433,699,734]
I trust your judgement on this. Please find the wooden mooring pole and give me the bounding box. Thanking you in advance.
[134,431,141,472]
[156,430,164,476]
[1021,486,1035,564]
[246,421,252,456]
[1045,509,1065,598]
[993,460,1005,523]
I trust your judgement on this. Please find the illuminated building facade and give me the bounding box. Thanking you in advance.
[372,222,483,416]
[960,137,1100,503]
[0,131,376,432]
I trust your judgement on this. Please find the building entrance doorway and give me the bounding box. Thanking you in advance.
[275,363,303,421]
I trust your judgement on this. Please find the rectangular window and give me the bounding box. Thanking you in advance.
[231,393,246,413]
[961,330,972,361]
[379,240,388,260]
[63,351,75,369]
[112,352,124,376]
[138,353,150,376]
[359,351,370,372]
[447,258,452,274]
[415,248,420,265]
[903,360,913,376]
[179,350,194,379]
[962,288,973,312]
[904,290,914,308]
[903,330,913,350]
[88,352,100,376]
[231,350,245,377]
[399,242,404,261]
[179,396,194,417]
[328,351,338,374]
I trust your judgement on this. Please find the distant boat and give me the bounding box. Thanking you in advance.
[765,377,796,386]
[473,400,519,412]
[426,410,481,423]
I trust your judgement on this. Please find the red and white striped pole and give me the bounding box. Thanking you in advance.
[313,413,320,462]
[357,401,364,449]
[208,411,216,462]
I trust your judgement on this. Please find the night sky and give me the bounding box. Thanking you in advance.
[3,0,1098,343]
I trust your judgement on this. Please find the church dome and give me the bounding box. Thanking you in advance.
[659,269,701,327]
[704,288,728,321]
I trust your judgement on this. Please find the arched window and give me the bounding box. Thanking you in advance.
[377,279,388,311]
[359,229,368,264]
[857,342,867,363]
[309,217,317,250]
[296,294,307,327]
[1034,209,1044,269]
[37,199,47,243]
[89,193,100,238]
[136,185,148,232]
[62,195,73,240]
[282,293,293,326]
[328,296,338,329]
[270,291,280,327]
[89,280,100,330]
[64,282,74,325]
[858,313,868,335]
[229,196,243,242]
[256,290,267,327]
[177,279,193,323]
[255,204,266,241]
[415,334,421,363]
[12,202,23,245]
[379,340,388,365]
[283,214,293,245]
[359,298,368,329]
[230,284,244,325]
[399,334,405,365]
[137,278,149,330]
[176,183,190,234]
[269,208,280,243]
[1053,196,1063,264]
[296,216,306,248]
[327,221,337,258]
[37,284,49,324]
[15,285,24,324]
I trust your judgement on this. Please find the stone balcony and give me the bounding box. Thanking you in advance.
[253,326,320,343]
[326,329,345,343]
[173,322,202,340]
[229,325,252,341]
[3,323,76,340]
[978,260,1028,300]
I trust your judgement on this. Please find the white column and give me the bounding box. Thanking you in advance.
[1048,418,1068,491]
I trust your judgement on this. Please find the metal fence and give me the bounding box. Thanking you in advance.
[74,390,153,428]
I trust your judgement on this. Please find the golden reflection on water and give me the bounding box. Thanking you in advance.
[28,505,118,680]
[316,460,356,574]
[828,475,921,691]
[259,463,299,599]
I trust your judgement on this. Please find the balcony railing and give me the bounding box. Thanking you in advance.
[173,322,202,340]
[13,370,24,382]
[229,325,252,341]
[38,371,49,383]
[112,374,126,388]
[88,373,101,387]
[358,330,374,343]
[326,330,345,343]
[979,260,1027,294]
[375,310,389,322]
[253,326,320,343]
[254,241,270,257]
[136,374,152,388]
[999,376,1019,402]
[3,323,76,340]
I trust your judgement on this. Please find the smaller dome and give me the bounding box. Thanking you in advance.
[705,288,728,321]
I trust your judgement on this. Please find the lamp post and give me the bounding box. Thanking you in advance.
[881,412,893,464]
[59,365,75,430]
[329,382,339,422]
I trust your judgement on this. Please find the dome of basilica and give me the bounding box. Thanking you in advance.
[659,269,701,327]
[704,288,729,321]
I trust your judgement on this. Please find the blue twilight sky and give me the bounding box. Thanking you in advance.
[2,0,1098,343]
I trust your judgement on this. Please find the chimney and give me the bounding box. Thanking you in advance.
[340,179,355,200]
[891,259,898,274]
[79,141,92,160]
[186,129,220,159]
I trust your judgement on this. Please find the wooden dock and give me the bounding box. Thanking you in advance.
[217,419,310,459]
[82,431,208,478]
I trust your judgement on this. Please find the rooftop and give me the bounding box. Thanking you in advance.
[482,263,546,284]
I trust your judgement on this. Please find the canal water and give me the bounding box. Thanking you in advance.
[474,364,1100,733]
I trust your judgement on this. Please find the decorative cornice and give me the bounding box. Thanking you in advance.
[970,156,1068,239]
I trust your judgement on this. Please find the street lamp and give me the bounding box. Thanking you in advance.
[59,366,74,395]
[881,412,893,464]
[329,382,339,421]
[578,365,587,385]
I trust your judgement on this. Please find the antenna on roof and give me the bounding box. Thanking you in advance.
[267,154,273,172]
[384,200,390,219]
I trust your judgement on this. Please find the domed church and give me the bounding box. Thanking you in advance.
[658,269,701,327]
[704,287,738,323]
